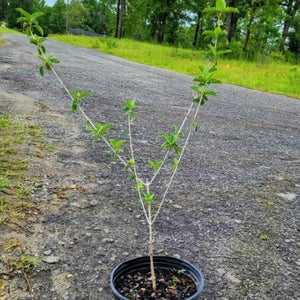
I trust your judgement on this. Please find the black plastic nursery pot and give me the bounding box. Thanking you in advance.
[110,256,204,300]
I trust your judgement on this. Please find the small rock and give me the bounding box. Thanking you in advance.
[102,238,114,243]
[295,260,300,266]
[277,193,297,201]
[157,249,164,254]
[94,226,102,231]
[122,252,129,256]
[43,256,60,264]
[90,200,98,206]
[173,254,181,259]
[43,249,52,256]
[172,204,182,209]
[70,202,81,208]
[225,272,241,285]
[110,255,116,262]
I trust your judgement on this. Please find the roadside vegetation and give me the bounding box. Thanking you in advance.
[0,115,49,293]
[51,35,300,98]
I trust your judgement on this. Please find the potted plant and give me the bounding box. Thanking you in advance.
[17,1,237,298]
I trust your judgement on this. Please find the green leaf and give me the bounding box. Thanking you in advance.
[224,7,239,13]
[192,121,199,132]
[143,192,155,203]
[148,160,162,173]
[160,126,183,155]
[214,26,227,37]
[125,158,135,170]
[15,8,31,20]
[216,0,226,10]
[203,7,217,14]
[123,99,137,121]
[217,50,232,57]
[39,66,44,77]
[34,24,44,36]
[137,181,144,191]
[110,139,124,154]
[86,122,112,138]
[173,158,179,171]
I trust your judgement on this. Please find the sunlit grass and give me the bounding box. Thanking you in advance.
[51,34,300,99]
[0,27,21,34]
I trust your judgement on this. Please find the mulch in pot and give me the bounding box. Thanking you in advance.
[115,268,197,299]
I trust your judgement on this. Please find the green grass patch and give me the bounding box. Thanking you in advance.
[0,27,20,34]
[0,115,43,227]
[51,35,300,99]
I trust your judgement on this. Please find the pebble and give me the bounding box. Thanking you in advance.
[43,256,60,264]
[225,272,241,285]
[101,238,114,243]
[110,255,116,262]
[173,253,181,259]
[277,193,297,201]
[172,204,182,209]
[90,199,98,206]
[43,249,52,256]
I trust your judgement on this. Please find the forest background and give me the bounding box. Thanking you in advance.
[0,0,299,63]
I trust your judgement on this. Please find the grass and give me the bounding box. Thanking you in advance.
[51,35,300,99]
[0,27,21,34]
[0,115,43,227]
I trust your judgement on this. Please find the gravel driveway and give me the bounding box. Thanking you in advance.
[0,34,300,300]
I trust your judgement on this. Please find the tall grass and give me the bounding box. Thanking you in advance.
[46,35,300,98]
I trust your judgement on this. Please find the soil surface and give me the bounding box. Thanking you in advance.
[0,34,299,300]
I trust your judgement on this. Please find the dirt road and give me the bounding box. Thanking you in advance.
[0,34,299,300]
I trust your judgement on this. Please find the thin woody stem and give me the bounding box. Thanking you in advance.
[148,101,195,185]
[146,181,157,291]
[151,99,202,225]
[128,116,149,223]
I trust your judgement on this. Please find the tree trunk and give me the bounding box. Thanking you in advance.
[279,0,300,52]
[193,11,201,47]
[115,0,125,39]
[225,0,236,42]
[156,12,168,44]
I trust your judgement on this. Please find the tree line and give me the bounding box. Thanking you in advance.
[1,0,299,62]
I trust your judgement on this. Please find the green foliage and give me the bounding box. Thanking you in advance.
[173,158,179,171]
[143,192,155,203]
[37,53,60,75]
[10,255,41,272]
[123,99,137,122]
[86,122,112,139]
[137,181,145,191]
[16,8,44,36]
[110,139,125,156]
[69,90,91,111]
[160,125,183,155]
[148,160,162,174]
[125,158,135,170]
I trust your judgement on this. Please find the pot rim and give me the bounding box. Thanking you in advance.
[110,256,204,300]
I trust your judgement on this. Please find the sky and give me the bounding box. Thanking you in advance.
[45,0,58,6]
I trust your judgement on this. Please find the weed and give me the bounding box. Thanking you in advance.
[0,176,10,188]
[10,255,41,272]
[259,234,270,241]
[5,239,22,251]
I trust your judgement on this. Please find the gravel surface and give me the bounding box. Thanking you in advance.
[0,34,300,300]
